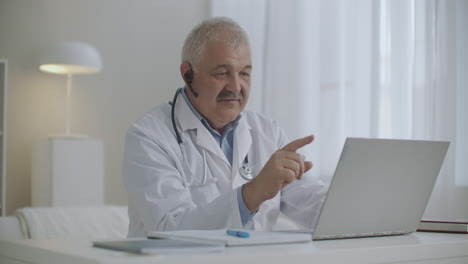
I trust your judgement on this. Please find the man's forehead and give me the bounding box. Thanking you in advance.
[201,41,251,69]
[211,64,252,71]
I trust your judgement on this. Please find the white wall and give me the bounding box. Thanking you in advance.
[0,0,209,215]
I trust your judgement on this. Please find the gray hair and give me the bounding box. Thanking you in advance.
[181,17,250,71]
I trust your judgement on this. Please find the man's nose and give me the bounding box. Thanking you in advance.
[225,74,242,93]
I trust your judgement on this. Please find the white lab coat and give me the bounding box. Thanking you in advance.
[123,92,326,237]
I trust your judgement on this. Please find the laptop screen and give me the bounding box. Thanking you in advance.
[312,138,449,240]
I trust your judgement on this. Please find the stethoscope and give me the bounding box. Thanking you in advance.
[170,88,254,181]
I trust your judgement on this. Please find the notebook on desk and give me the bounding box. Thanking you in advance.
[93,238,225,254]
[148,229,311,247]
[311,138,450,240]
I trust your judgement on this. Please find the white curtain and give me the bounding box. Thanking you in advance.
[211,0,468,221]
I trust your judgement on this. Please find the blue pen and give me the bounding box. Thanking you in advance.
[226,229,250,238]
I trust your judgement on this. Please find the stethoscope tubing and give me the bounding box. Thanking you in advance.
[171,88,183,144]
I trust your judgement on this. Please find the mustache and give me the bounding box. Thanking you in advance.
[216,90,243,101]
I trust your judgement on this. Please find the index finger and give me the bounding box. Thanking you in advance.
[282,135,315,152]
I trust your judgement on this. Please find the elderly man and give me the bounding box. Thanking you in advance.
[123,17,326,237]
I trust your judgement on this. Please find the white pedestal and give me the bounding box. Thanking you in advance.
[31,138,104,207]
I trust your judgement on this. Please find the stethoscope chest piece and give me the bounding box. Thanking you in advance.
[239,159,253,181]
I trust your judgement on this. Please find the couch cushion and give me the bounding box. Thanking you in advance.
[15,206,128,240]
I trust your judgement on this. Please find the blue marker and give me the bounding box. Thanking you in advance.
[226,229,250,238]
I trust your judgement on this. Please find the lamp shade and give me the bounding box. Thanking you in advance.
[39,42,102,75]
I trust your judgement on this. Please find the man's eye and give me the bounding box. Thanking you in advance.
[240,72,250,79]
[215,72,228,77]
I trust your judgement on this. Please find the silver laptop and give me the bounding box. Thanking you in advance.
[312,138,449,240]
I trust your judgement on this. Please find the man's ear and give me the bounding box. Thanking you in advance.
[180,62,191,81]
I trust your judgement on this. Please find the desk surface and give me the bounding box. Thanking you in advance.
[1,232,468,264]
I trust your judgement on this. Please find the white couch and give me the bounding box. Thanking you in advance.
[0,206,129,240]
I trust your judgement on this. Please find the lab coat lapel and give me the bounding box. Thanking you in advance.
[175,94,230,166]
[232,115,252,182]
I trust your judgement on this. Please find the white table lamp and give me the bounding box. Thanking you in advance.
[39,41,102,138]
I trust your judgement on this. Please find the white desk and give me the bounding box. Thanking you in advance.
[0,232,467,264]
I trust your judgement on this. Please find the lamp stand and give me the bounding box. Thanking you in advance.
[66,73,72,136]
[49,74,87,139]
